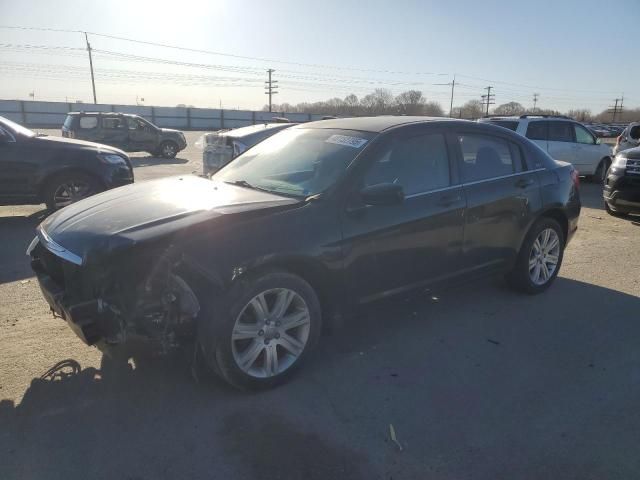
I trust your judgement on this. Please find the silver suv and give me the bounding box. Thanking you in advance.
[479,115,613,182]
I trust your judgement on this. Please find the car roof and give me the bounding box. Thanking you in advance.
[221,123,296,137]
[297,116,466,133]
[67,112,139,117]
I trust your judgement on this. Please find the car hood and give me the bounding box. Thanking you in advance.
[39,175,299,264]
[160,128,182,135]
[622,145,640,159]
[33,135,127,155]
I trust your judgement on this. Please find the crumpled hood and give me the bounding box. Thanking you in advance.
[39,175,299,263]
[34,135,127,155]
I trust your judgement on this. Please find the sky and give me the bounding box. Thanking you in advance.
[0,0,637,113]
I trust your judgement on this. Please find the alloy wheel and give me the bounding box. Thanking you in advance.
[528,228,560,285]
[53,181,93,209]
[231,288,311,378]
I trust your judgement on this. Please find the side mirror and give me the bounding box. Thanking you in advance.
[595,137,601,145]
[360,183,404,206]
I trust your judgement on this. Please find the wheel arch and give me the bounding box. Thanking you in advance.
[37,167,106,202]
[537,208,569,243]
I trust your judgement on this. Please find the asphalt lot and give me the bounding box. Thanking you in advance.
[1,130,639,479]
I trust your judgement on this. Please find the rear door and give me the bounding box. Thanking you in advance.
[73,114,99,142]
[547,121,577,165]
[99,115,128,149]
[0,127,39,201]
[524,120,549,152]
[455,130,542,272]
[340,126,466,302]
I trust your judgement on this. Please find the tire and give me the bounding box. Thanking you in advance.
[604,201,628,218]
[594,157,611,184]
[195,271,322,390]
[507,217,565,294]
[158,140,178,159]
[43,171,102,211]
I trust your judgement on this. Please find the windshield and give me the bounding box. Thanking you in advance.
[0,117,35,137]
[214,128,374,197]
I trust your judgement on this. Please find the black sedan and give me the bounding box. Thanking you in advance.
[0,116,133,210]
[29,116,581,390]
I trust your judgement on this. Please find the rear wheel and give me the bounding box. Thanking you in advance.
[44,172,101,211]
[594,157,612,184]
[196,271,322,390]
[508,218,565,294]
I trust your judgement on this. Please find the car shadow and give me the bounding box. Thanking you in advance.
[130,155,189,168]
[577,182,604,210]
[0,208,48,284]
[1,277,639,478]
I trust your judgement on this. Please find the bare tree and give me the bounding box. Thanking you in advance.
[395,90,426,115]
[423,101,444,116]
[453,100,484,119]
[494,102,526,116]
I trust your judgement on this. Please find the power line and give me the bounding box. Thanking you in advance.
[0,25,449,76]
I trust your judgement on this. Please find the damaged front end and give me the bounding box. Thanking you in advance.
[28,229,200,351]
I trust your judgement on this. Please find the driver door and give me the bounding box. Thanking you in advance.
[127,117,159,152]
[340,126,466,303]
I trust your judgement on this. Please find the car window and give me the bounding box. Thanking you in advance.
[526,121,547,141]
[63,115,75,129]
[363,133,450,195]
[127,118,147,130]
[103,117,124,129]
[574,124,595,144]
[79,116,98,129]
[457,134,515,182]
[548,121,574,142]
[488,120,519,131]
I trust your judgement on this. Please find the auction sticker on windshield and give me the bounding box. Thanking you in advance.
[326,134,368,149]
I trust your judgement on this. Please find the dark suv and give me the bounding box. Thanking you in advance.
[62,112,187,158]
[604,146,640,217]
[0,116,133,210]
[30,117,580,390]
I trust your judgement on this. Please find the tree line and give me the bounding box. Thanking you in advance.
[264,89,640,123]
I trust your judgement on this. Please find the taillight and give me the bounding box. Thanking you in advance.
[570,168,580,188]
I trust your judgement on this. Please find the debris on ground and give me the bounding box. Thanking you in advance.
[487,338,501,346]
[389,424,403,451]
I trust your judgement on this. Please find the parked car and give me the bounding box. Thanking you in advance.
[613,122,640,156]
[604,146,640,217]
[479,115,613,182]
[0,116,133,211]
[62,112,187,159]
[199,122,296,176]
[29,117,580,390]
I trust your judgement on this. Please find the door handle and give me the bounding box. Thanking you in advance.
[437,194,462,207]
[515,178,535,189]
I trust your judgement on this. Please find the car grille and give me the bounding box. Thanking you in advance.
[626,158,640,175]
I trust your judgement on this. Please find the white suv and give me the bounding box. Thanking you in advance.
[479,115,613,182]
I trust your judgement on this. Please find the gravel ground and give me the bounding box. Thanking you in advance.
[1,130,639,480]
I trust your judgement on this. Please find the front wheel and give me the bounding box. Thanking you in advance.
[604,201,628,218]
[196,271,322,390]
[594,158,612,184]
[507,218,565,294]
[158,140,178,159]
[44,172,101,211]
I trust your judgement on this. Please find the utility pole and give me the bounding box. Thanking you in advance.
[533,93,539,112]
[434,75,456,117]
[265,69,278,112]
[84,32,97,104]
[481,86,495,116]
[609,98,622,122]
[449,75,456,118]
